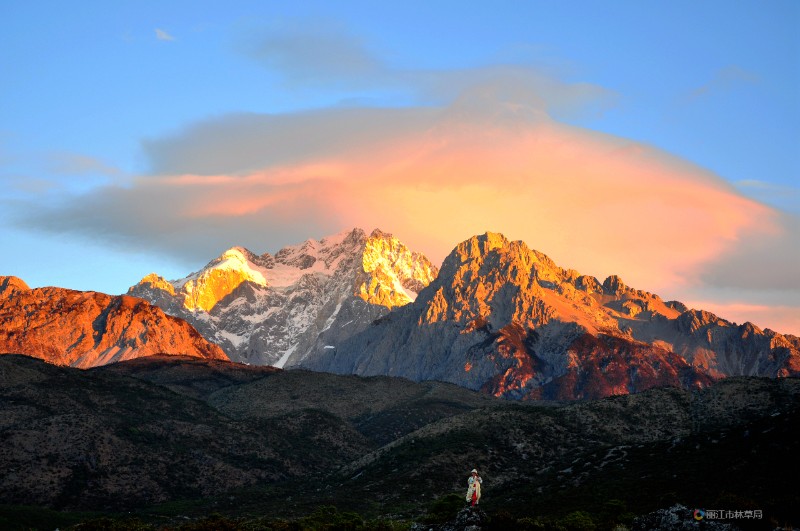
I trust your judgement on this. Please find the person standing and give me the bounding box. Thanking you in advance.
[466,468,482,506]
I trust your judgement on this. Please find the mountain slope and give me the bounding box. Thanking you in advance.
[0,276,226,367]
[0,355,368,511]
[0,355,494,511]
[2,355,797,527]
[129,228,437,366]
[303,233,799,399]
[326,375,800,526]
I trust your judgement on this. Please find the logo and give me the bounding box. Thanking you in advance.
[693,509,705,521]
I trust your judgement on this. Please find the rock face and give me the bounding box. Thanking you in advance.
[0,276,227,367]
[128,228,438,366]
[303,233,799,399]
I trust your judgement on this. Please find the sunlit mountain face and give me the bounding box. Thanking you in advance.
[126,229,799,401]
[0,276,226,368]
[128,228,438,367]
[302,232,799,399]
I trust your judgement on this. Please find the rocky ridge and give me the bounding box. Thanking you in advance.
[129,228,438,366]
[303,232,799,399]
[0,276,226,368]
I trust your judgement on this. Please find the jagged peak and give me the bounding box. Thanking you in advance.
[685,309,720,322]
[739,321,763,336]
[159,245,274,312]
[465,231,511,255]
[363,228,414,257]
[442,232,568,281]
[185,244,271,275]
[0,276,30,296]
[320,227,367,246]
[219,246,252,260]
[368,227,392,240]
[209,245,274,270]
[345,227,369,243]
[1,278,227,366]
[665,300,688,313]
[143,228,437,313]
[603,275,628,295]
[356,228,439,308]
[437,234,687,321]
[136,273,176,296]
[275,228,368,267]
[575,275,604,294]
[440,232,510,271]
[676,308,728,334]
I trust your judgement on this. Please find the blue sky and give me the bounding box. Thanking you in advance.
[4,1,798,185]
[1,1,799,333]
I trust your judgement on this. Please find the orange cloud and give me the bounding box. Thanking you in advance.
[300,118,778,296]
[19,91,799,335]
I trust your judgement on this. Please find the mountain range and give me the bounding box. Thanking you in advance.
[2,227,798,400]
[127,229,799,400]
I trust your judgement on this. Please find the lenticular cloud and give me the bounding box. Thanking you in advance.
[17,80,800,335]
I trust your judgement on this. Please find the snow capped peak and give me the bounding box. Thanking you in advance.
[219,246,250,261]
[130,228,438,366]
[356,229,439,308]
[210,246,275,272]
[275,228,367,264]
[322,227,367,246]
[163,246,274,312]
[267,228,371,284]
[210,248,269,279]
[173,247,267,288]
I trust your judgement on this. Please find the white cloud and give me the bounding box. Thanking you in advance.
[239,21,617,118]
[46,152,124,177]
[684,65,759,102]
[243,20,381,87]
[155,28,175,41]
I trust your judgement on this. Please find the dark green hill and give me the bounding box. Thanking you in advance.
[1,354,798,529]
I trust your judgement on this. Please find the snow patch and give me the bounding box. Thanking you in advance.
[242,310,276,323]
[321,301,343,332]
[218,330,248,348]
[274,344,297,369]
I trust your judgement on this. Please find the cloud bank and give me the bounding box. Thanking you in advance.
[10,26,799,335]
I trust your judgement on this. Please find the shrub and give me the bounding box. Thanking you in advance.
[299,505,365,530]
[515,516,547,531]
[70,517,156,530]
[560,510,596,531]
[422,493,464,524]
[176,513,239,531]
